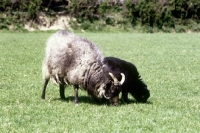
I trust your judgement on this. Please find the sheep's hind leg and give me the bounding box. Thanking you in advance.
[73,85,79,104]
[59,84,65,99]
[41,79,49,99]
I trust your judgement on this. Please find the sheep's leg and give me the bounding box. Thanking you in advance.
[73,85,79,104]
[59,84,65,99]
[41,79,49,99]
[121,91,129,103]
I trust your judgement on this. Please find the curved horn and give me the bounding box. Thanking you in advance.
[109,72,119,85]
[120,73,125,85]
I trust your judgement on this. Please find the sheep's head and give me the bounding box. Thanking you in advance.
[130,81,150,103]
[101,73,125,106]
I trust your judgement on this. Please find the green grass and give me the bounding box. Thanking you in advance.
[0,31,200,132]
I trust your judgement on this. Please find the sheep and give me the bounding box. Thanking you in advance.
[41,30,125,105]
[103,57,150,103]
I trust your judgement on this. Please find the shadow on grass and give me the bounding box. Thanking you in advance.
[52,96,109,105]
[125,99,153,105]
[52,96,152,105]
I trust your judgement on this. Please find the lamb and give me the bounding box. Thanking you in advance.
[41,30,125,105]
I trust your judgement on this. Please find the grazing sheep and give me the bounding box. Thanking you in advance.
[103,57,150,103]
[41,30,125,105]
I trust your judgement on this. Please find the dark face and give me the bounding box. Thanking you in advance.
[130,83,150,103]
[104,82,122,106]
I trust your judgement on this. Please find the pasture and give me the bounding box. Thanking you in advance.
[0,31,200,132]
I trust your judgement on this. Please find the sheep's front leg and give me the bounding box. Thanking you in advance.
[73,85,79,104]
[59,84,65,99]
[41,78,49,99]
[121,91,129,103]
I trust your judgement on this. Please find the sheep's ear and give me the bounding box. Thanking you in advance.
[97,84,105,97]
[97,83,110,99]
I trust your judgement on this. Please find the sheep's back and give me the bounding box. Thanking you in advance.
[43,30,104,85]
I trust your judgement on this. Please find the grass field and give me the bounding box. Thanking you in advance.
[0,31,200,132]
